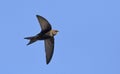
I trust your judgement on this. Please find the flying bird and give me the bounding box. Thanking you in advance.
[24,15,58,64]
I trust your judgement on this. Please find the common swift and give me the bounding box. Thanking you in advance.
[24,15,58,64]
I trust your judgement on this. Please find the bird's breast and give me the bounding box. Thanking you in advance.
[37,34,52,40]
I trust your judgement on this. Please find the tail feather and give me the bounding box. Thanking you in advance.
[24,37,33,39]
[24,36,37,45]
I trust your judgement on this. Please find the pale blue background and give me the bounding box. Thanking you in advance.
[0,0,120,74]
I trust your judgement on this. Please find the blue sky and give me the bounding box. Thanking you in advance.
[0,0,120,74]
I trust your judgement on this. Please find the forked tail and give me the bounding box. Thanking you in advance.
[24,36,37,45]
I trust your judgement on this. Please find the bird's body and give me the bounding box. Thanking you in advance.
[25,30,58,45]
[24,15,58,64]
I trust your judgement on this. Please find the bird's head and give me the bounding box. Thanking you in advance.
[52,30,59,36]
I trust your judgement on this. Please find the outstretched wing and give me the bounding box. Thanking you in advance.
[36,15,52,33]
[44,37,54,64]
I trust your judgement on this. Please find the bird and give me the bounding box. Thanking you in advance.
[24,15,58,64]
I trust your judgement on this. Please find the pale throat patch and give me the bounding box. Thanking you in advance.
[49,30,54,37]
[50,30,57,36]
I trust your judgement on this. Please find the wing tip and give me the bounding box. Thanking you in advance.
[36,15,39,17]
[46,55,52,64]
[46,60,50,64]
[36,15,42,18]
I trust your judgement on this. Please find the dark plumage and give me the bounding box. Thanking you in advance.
[24,15,58,64]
